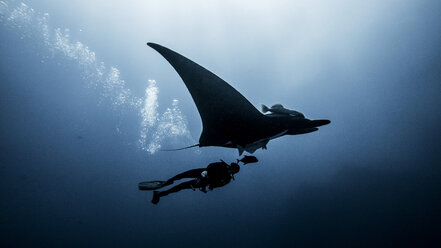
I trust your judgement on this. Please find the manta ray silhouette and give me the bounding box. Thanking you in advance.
[147,43,330,155]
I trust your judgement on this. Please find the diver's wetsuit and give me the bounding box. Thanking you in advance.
[153,161,234,201]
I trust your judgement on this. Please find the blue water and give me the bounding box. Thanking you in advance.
[1,1,440,247]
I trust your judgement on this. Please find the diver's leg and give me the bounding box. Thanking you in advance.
[162,169,205,187]
[152,180,198,204]
[159,180,198,197]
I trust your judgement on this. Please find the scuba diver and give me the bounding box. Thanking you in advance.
[139,156,258,204]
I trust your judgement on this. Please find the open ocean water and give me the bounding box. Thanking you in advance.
[1,1,440,247]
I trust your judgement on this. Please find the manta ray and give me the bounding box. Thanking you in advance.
[147,43,330,155]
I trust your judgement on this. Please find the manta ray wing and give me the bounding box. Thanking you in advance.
[147,43,264,147]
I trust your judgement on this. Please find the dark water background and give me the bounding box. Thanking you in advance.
[1,1,440,247]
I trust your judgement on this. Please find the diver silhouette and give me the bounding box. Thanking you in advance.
[139,156,258,204]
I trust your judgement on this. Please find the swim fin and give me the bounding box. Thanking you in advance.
[138,181,166,190]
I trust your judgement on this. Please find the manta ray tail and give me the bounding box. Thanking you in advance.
[261,104,270,113]
[160,144,200,151]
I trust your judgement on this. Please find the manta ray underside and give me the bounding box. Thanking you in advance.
[147,43,330,155]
